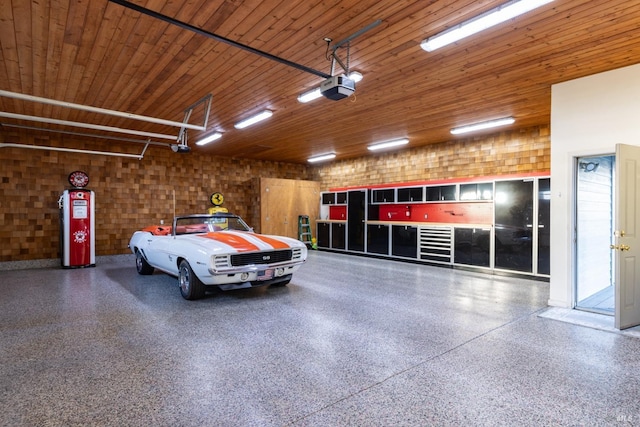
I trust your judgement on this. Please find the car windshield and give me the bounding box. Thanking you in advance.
[174,215,252,235]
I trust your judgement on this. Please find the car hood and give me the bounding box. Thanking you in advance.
[177,231,304,253]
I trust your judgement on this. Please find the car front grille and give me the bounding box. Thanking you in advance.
[230,250,293,266]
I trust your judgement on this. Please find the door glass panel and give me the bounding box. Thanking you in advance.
[537,178,551,275]
[575,155,614,314]
[494,180,533,272]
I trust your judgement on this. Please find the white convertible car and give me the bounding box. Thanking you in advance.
[128,213,308,300]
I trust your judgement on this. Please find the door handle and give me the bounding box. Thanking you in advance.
[610,244,631,251]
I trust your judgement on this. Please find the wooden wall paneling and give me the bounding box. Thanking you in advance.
[0,128,310,263]
[261,179,293,238]
[310,126,550,191]
[259,177,320,240]
[0,124,547,264]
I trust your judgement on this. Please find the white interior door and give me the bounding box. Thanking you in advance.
[614,144,640,329]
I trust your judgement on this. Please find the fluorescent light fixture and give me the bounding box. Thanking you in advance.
[195,132,222,146]
[307,153,336,163]
[368,138,409,151]
[450,117,515,135]
[297,88,322,103]
[421,0,554,52]
[298,71,363,103]
[234,110,273,129]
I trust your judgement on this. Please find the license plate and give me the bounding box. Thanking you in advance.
[257,269,274,281]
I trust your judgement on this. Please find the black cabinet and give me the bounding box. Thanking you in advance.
[371,189,395,203]
[426,185,456,201]
[321,193,335,205]
[397,187,423,202]
[392,225,417,258]
[537,178,550,275]
[331,223,346,250]
[459,182,493,200]
[317,222,330,248]
[494,179,533,272]
[348,190,365,252]
[367,224,389,255]
[454,228,490,267]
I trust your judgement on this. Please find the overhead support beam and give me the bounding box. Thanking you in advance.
[1,123,173,148]
[327,20,382,76]
[0,90,209,131]
[108,0,331,79]
[0,143,148,160]
[330,20,382,52]
[0,112,178,140]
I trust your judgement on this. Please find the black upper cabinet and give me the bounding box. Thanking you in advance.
[397,187,423,202]
[371,189,395,203]
[321,193,335,205]
[460,183,493,200]
[426,185,456,201]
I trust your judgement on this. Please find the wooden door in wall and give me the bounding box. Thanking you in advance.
[260,178,320,239]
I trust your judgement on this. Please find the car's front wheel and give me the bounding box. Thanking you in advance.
[135,250,154,275]
[178,260,205,300]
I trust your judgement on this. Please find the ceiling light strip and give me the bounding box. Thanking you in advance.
[298,88,322,103]
[368,138,409,151]
[0,89,206,131]
[307,153,336,163]
[421,0,555,52]
[450,117,515,135]
[234,110,273,129]
[195,132,222,145]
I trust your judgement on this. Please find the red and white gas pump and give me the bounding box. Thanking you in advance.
[58,171,95,268]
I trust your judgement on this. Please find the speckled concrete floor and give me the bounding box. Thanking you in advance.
[1,251,639,426]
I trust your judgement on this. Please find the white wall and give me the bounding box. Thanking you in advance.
[550,63,640,307]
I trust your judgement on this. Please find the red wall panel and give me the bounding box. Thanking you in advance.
[377,202,493,224]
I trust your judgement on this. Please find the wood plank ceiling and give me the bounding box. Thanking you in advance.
[1,0,639,164]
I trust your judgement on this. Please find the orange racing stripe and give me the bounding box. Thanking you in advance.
[250,234,290,249]
[199,232,260,252]
[198,232,291,252]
